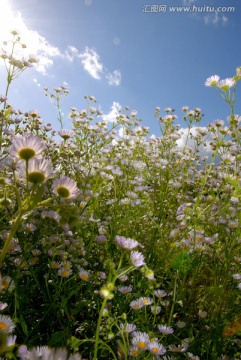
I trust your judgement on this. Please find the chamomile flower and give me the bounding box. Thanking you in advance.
[148,341,166,356]
[132,331,150,350]
[139,297,153,306]
[59,129,74,140]
[129,345,139,357]
[58,268,72,278]
[218,78,236,90]
[130,299,144,310]
[50,261,61,269]
[154,289,167,298]
[118,286,132,294]
[120,323,136,333]
[130,251,145,267]
[79,267,90,281]
[205,75,220,87]
[0,315,15,334]
[19,159,51,184]
[10,134,45,161]
[53,175,78,199]
[158,324,174,334]
[115,235,140,250]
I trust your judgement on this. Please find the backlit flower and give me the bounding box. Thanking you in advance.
[53,175,78,199]
[59,129,74,140]
[205,75,220,87]
[218,78,236,90]
[19,159,51,184]
[10,134,45,160]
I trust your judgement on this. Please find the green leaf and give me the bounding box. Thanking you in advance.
[19,315,28,336]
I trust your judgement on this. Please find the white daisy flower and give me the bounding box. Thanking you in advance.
[0,315,15,334]
[130,251,145,267]
[10,134,45,160]
[158,324,174,334]
[18,158,51,184]
[205,75,220,87]
[218,78,236,90]
[53,175,78,199]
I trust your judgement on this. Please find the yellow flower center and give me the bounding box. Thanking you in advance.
[0,322,8,332]
[131,349,138,356]
[151,347,158,354]
[63,263,71,269]
[133,304,140,309]
[61,270,70,277]
[142,300,149,304]
[51,263,60,269]
[80,274,88,281]
[18,148,35,160]
[57,186,70,198]
[137,341,146,349]
[28,171,45,184]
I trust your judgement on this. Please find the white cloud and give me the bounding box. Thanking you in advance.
[102,102,122,122]
[78,47,103,80]
[204,13,228,26]
[0,0,62,75]
[176,126,213,159]
[106,70,121,86]
[0,0,122,84]
[65,45,79,62]
[180,0,230,26]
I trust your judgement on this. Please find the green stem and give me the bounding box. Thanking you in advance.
[0,209,24,268]
[93,297,108,360]
[168,270,178,326]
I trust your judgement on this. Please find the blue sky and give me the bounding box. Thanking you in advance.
[0,0,240,137]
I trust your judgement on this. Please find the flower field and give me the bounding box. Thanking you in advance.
[1,31,241,359]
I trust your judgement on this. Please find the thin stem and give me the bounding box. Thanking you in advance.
[168,270,178,326]
[0,209,24,268]
[93,297,108,360]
